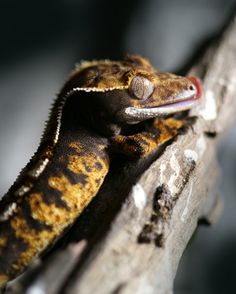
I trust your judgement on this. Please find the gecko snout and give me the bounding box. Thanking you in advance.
[187,76,202,99]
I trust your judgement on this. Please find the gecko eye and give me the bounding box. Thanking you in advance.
[130,75,155,100]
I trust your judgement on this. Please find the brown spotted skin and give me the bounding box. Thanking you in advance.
[0,126,109,285]
[0,55,200,287]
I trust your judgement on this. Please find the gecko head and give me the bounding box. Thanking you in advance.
[113,56,202,123]
[65,55,202,134]
[123,72,202,122]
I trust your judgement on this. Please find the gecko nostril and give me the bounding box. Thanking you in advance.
[189,85,195,91]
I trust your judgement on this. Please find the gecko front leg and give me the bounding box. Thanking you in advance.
[110,118,190,158]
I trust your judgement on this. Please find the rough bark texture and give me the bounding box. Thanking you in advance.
[6,16,236,294]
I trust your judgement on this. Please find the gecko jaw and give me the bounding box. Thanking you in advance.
[124,96,199,119]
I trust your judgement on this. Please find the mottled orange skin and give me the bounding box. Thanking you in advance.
[111,118,186,157]
[0,129,109,286]
[0,55,200,287]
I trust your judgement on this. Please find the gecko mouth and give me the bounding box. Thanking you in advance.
[124,93,199,119]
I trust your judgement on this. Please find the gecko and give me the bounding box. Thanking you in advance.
[0,55,201,287]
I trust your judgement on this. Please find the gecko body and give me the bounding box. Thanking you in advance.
[0,55,201,287]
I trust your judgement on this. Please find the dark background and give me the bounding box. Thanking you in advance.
[0,1,236,293]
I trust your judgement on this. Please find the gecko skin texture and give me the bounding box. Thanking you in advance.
[0,55,201,287]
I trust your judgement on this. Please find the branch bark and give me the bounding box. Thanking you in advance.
[6,15,236,294]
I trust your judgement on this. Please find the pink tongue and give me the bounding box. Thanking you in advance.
[187,76,202,98]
